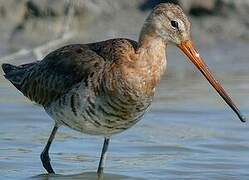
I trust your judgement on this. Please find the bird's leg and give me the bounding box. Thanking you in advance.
[97,137,110,178]
[40,124,58,174]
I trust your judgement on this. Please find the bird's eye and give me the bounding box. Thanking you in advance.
[170,20,179,29]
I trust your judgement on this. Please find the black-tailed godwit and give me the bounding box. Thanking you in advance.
[2,3,246,178]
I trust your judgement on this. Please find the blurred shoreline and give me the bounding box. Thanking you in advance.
[0,0,248,60]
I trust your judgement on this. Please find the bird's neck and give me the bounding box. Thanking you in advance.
[136,24,167,72]
[120,29,167,95]
[136,30,167,90]
[137,31,166,65]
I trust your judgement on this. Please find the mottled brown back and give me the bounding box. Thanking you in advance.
[2,38,138,106]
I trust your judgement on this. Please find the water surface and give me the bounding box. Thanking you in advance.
[0,41,249,180]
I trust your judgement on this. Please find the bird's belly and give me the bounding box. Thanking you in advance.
[45,91,151,136]
[45,105,146,136]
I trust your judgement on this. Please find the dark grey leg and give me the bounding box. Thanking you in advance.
[40,124,58,174]
[97,137,110,178]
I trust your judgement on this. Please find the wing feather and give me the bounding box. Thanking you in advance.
[3,38,138,106]
[16,44,105,106]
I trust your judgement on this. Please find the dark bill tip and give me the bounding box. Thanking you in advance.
[178,40,246,123]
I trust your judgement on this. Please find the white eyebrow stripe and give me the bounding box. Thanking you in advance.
[166,11,175,18]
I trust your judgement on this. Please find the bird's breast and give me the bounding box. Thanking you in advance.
[120,52,167,96]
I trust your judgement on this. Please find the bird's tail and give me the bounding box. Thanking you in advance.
[2,63,18,75]
[2,62,37,90]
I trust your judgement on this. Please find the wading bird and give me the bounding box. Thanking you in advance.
[2,3,246,178]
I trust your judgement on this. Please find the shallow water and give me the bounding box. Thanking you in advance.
[0,41,249,180]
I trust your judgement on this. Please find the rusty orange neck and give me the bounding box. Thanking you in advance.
[120,32,167,95]
[138,33,167,89]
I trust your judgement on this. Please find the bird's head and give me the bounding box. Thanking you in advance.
[146,3,190,45]
[141,3,246,123]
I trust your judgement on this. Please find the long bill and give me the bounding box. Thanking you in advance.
[178,40,246,123]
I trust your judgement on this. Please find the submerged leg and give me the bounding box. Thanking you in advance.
[40,124,59,174]
[97,137,110,178]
